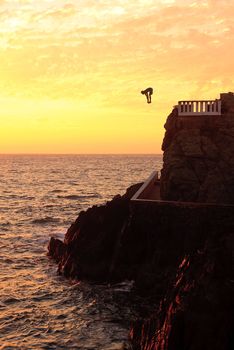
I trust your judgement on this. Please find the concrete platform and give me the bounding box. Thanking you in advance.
[131,171,234,208]
[131,171,161,201]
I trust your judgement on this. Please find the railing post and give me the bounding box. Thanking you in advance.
[178,101,182,114]
[199,101,202,113]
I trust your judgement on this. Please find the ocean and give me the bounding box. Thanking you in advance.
[0,154,162,350]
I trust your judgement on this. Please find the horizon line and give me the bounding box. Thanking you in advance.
[0,152,163,156]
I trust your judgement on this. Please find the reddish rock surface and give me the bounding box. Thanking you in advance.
[130,229,234,350]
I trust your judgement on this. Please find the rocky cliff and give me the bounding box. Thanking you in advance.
[48,92,234,350]
[130,225,234,350]
[161,92,234,203]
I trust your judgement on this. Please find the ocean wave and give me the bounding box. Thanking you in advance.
[0,195,35,200]
[3,297,21,304]
[31,217,61,225]
[1,258,14,264]
[0,222,11,226]
[50,189,64,193]
[57,194,101,200]
[0,222,11,231]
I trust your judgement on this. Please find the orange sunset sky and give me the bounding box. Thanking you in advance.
[0,0,234,154]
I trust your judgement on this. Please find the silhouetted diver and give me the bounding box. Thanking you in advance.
[141,87,153,103]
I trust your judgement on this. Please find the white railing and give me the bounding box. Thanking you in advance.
[178,100,221,116]
[131,171,160,201]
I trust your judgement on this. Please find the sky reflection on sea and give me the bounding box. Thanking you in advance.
[0,154,162,349]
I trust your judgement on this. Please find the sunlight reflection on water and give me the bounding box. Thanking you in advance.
[0,154,162,349]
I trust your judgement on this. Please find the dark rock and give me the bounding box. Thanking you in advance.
[160,92,234,204]
[48,182,143,281]
[131,230,234,350]
[48,193,234,295]
[48,237,66,263]
[48,92,234,350]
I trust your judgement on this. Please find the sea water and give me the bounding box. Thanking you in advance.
[0,154,162,350]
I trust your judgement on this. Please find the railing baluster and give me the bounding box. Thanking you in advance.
[177,99,221,116]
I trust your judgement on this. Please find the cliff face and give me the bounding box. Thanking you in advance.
[161,92,234,203]
[130,227,234,350]
[48,92,234,350]
[48,183,141,281]
[49,196,234,349]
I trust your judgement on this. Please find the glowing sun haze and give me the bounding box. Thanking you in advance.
[0,0,234,154]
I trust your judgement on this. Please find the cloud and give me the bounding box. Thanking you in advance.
[41,3,77,19]
[0,0,233,103]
